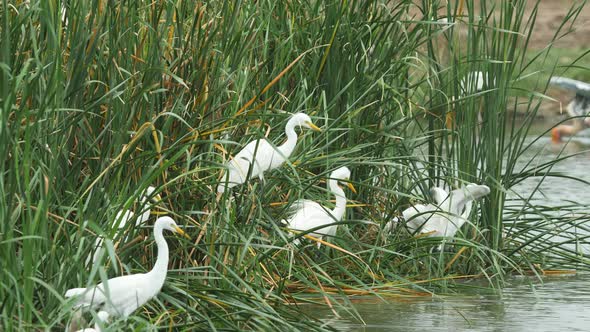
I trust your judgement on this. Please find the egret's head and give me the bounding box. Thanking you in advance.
[290,113,321,131]
[156,216,190,239]
[330,166,357,193]
[96,311,110,322]
[463,183,491,200]
[144,186,162,202]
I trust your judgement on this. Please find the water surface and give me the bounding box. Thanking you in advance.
[304,274,590,331]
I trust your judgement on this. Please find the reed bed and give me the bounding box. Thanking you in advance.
[1,0,589,329]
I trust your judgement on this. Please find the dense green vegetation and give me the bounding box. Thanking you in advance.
[1,0,589,330]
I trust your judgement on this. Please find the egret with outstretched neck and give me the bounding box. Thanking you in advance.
[217,113,321,193]
[284,167,356,248]
[66,216,189,318]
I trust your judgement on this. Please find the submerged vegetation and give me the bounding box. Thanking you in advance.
[1,0,590,330]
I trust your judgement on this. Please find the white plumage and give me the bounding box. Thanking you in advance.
[217,113,321,192]
[67,217,188,318]
[385,184,490,243]
[430,187,450,206]
[387,184,490,241]
[86,186,161,267]
[460,71,491,95]
[284,166,356,247]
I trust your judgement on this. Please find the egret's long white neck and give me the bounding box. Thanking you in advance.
[329,179,347,221]
[444,191,469,216]
[138,195,150,225]
[448,196,470,232]
[277,117,299,158]
[149,224,169,283]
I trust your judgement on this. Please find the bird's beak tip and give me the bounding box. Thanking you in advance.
[347,182,357,194]
[306,121,322,132]
[174,226,191,239]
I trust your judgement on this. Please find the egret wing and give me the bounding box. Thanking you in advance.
[100,274,156,317]
[66,273,157,317]
[237,139,277,174]
[550,76,590,98]
[222,139,273,185]
[286,200,336,237]
[403,203,437,233]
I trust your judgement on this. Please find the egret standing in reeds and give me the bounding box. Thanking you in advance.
[548,76,590,143]
[446,71,495,128]
[284,167,356,248]
[66,217,189,318]
[217,113,321,193]
[86,186,162,266]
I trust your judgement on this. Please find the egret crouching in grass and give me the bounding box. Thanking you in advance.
[87,186,162,266]
[387,184,490,247]
[74,311,109,332]
[66,217,189,318]
[217,112,321,193]
[284,167,356,248]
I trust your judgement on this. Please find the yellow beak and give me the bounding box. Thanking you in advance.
[346,182,357,194]
[305,121,322,132]
[174,226,191,239]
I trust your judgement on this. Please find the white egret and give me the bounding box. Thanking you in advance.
[405,184,490,238]
[284,166,357,248]
[548,76,590,142]
[217,113,321,193]
[430,186,476,220]
[459,71,494,96]
[66,216,189,318]
[384,187,447,234]
[445,71,495,129]
[86,186,162,266]
[74,311,110,332]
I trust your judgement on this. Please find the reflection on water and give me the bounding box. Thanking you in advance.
[304,275,590,331]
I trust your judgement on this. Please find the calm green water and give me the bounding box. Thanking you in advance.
[304,275,590,331]
[306,132,590,331]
